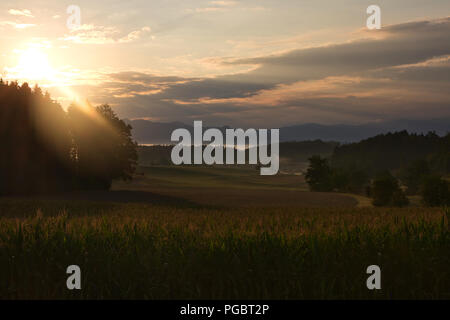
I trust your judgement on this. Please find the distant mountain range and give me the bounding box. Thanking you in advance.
[124,118,450,145]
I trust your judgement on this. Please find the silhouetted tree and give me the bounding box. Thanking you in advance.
[0,81,72,195]
[68,103,137,190]
[331,131,443,176]
[0,80,137,195]
[305,156,333,192]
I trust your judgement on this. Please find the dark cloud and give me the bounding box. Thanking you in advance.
[369,63,450,83]
[74,17,450,126]
[227,17,450,84]
[155,78,274,100]
[108,72,194,84]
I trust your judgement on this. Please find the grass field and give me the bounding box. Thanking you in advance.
[0,166,449,299]
[114,165,359,207]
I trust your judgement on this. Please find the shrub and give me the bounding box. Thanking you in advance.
[371,172,409,207]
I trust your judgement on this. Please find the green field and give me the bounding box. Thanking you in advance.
[0,166,449,299]
[114,165,359,207]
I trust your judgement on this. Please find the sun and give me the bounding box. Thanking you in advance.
[5,47,58,84]
[17,47,56,81]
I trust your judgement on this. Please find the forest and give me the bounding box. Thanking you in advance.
[306,131,450,206]
[0,80,137,195]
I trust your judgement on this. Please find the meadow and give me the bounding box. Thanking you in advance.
[0,166,449,299]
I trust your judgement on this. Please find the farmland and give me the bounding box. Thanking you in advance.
[0,166,448,299]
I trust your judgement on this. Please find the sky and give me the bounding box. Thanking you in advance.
[0,0,449,127]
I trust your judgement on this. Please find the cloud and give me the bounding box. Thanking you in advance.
[62,24,151,44]
[209,1,238,6]
[187,0,239,14]
[100,72,198,98]
[188,7,228,13]
[119,26,151,43]
[188,1,266,14]
[0,21,35,29]
[8,9,34,18]
[146,16,450,104]
[62,17,450,127]
[225,17,450,85]
[109,71,195,85]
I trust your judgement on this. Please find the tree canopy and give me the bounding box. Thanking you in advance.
[0,80,137,195]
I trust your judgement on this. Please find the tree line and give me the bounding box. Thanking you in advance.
[305,131,450,207]
[137,140,337,167]
[0,80,137,195]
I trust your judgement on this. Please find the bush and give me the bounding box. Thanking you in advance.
[371,172,409,207]
[421,176,450,207]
